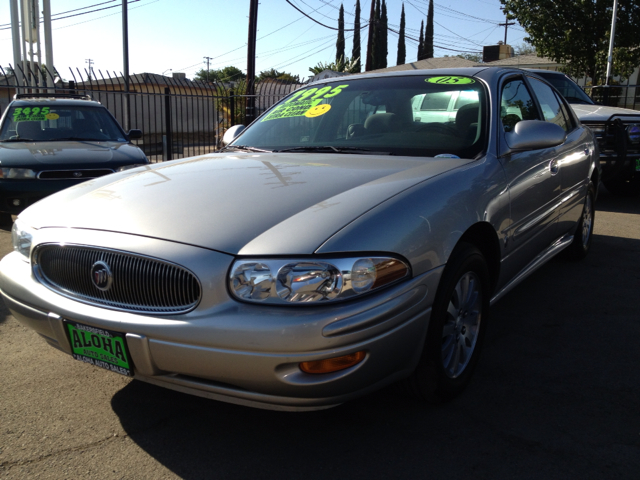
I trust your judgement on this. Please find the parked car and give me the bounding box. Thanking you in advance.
[411,89,479,123]
[0,68,599,411]
[529,69,640,196]
[0,93,149,224]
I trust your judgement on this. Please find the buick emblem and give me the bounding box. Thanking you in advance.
[91,261,113,291]
[73,171,83,178]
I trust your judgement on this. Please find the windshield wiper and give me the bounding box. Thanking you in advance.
[53,137,107,141]
[222,145,273,153]
[276,146,392,155]
[2,137,35,142]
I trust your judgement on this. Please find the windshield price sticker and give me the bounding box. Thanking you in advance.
[13,106,51,122]
[636,158,640,172]
[64,320,133,376]
[262,84,349,122]
[426,76,475,85]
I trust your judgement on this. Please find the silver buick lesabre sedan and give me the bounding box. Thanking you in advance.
[0,67,599,411]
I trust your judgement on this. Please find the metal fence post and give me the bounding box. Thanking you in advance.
[229,89,235,127]
[164,87,173,161]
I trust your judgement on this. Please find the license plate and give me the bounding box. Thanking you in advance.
[63,320,133,376]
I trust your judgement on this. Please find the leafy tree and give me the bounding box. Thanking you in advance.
[501,0,640,83]
[309,55,361,74]
[514,42,536,56]
[256,69,300,83]
[194,66,246,83]
[337,4,345,64]
[417,21,425,61]
[425,0,434,59]
[353,0,361,72]
[457,53,482,62]
[397,4,406,66]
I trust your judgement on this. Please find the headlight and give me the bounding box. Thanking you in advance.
[11,219,35,259]
[229,256,410,304]
[116,164,147,172]
[0,168,36,179]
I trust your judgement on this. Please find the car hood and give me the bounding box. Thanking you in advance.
[569,103,640,123]
[0,141,146,168]
[19,152,473,255]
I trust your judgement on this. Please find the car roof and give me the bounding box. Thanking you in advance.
[306,66,556,87]
[10,97,105,108]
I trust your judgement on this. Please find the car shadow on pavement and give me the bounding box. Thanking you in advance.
[110,233,640,479]
[597,185,640,215]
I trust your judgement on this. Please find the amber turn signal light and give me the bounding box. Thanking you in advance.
[299,351,366,374]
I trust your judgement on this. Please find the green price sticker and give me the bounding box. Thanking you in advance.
[635,158,640,172]
[262,84,350,122]
[426,76,475,85]
[13,106,51,122]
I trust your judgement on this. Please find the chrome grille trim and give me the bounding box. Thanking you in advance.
[37,169,115,180]
[33,244,201,314]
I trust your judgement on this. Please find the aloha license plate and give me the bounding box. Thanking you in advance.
[63,320,133,376]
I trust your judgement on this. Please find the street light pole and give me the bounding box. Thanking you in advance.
[605,0,618,86]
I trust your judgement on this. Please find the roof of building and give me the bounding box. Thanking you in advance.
[364,56,477,74]
[475,54,558,68]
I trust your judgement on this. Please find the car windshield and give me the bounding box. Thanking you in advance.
[0,104,127,142]
[535,72,595,105]
[232,75,487,159]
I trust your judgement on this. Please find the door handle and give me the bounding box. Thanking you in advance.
[549,158,559,175]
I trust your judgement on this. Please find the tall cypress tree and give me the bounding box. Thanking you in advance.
[425,0,434,59]
[396,3,406,66]
[353,0,361,72]
[336,4,345,63]
[380,0,388,68]
[417,20,424,61]
[370,0,381,69]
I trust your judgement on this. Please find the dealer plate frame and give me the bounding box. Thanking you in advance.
[63,319,133,376]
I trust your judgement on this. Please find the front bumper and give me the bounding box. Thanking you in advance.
[0,228,442,410]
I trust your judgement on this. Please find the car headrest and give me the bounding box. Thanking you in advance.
[17,121,43,140]
[364,113,398,134]
[455,104,479,132]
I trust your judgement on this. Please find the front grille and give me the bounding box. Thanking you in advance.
[34,245,201,314]
[38,169,114,180]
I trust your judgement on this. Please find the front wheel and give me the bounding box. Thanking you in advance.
[404,243,490,403]
[602,173,640,197]
[563,182,595,260]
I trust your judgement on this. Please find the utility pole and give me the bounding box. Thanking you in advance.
[122,0,130,131]
[499,9,515,45]
[605,0,619,86]
[204,56,212,82]
[245,0,258,124]
[85,58,94,80]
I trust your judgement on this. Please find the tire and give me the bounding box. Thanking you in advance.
[0,213,13,227]
[404,243,490,403]
[602,173,640,197]
[563,182,595,260]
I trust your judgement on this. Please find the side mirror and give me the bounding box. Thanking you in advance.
[128,129,143,140]
[504,120,566,154]
[222,125,245,146]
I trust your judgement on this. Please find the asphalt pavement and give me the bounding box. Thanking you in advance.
[1,188,639,479]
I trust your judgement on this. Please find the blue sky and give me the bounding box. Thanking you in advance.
[0,0,527,81]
